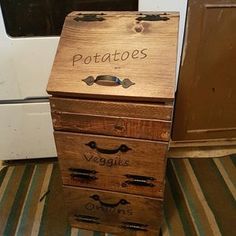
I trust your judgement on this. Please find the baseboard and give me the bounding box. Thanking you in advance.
[168,138,236,158]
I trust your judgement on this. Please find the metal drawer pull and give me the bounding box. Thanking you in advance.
[124,180,155,187]
[82,75,135,88]
[69,168,97,180]
[121,222,148,231]
[90,194,130,208]
[69,168,97,174]
[123,174,155,187]
[125,174,155,181]
[74,214,100,224]
[70,173,97,180]
[86,141,131,154]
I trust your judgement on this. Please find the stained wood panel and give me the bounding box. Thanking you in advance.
[52,112,171,141]
[51,97,172,141]
[63,186,162,233]
[172,0,236,141]
[54,132,167,198]
[47,12,179,102]
[50,97,173,121]
[47,11,178,234]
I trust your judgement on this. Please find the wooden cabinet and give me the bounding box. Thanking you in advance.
[170,0,236,157]
[47,11,179,234]
[173,0,236,141]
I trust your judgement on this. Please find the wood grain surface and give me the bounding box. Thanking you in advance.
[47,11,177,234]
[47,12,179,102]
[172,0,236,140]
[63,185,162,233]
[50,97,173,121]
[55,132,167,198]
[52,112,171,141]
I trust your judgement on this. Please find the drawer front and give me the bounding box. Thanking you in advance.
[63,186,163,232]
[55,132,167,198]
[50,98,172,142]
[50,97,173,121]
[52,112,171,142]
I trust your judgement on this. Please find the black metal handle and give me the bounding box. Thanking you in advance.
[125,174,155,181]
[121,222,148,231]
[70,173,97,180]
[69,168,97,174]
[82,75,135,88]
[123,174,155,187]
[124,180,155,187]
[96,75,122,86]
[74,214,100,224]
[69,168,97,181]
[86,141,131,154]
[90,194,130,208]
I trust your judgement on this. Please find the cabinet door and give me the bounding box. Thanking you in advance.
[172,0,236,141]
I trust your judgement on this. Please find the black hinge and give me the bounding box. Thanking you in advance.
[136,13,169,22]
[74,13,106,22]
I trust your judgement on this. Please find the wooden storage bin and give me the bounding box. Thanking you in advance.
[47,11,179,234]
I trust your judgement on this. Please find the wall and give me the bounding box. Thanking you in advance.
[139,0,188,87]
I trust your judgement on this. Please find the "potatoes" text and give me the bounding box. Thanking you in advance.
[72,48,148,66]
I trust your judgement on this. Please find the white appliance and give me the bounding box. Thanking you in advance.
[0,7,58,160]
[0,0,187,160]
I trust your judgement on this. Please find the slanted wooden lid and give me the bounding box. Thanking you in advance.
[47,11,179,102]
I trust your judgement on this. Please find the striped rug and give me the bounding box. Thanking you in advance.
[0,156,235,236]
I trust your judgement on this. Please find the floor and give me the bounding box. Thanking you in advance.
[0,156,235,236]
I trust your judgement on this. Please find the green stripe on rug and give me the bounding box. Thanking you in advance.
[172,159,203,235]
[172,159,220,236]
[3,164,35,235]
[230,155,236,165]
[0,166,25,235]
[163,178,185,236]
[214,158,236,199]
[15,164,49,235]
[166,160,198,236]
[0,166,8,186]
[219,157,236,189]
[65,226,72,236]
[93,232,104,236]
[77,229,95,236]
[190,158,236,236]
